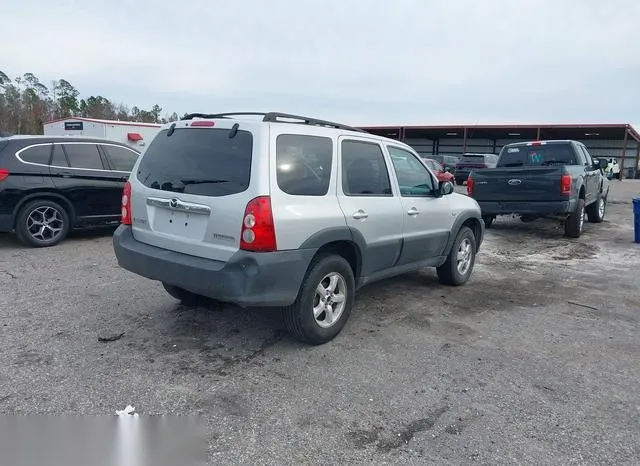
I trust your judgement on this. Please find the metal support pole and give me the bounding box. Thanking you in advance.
[536,127,541,140]
[462,128,468,154]
[634,142,640,180]
[620,129,629,181]
[492,139,497,154]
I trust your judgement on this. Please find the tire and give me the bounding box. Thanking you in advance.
[162,283,203,306]
[482,215,495,228]
[284,254,355,345]
[15,199,70,247]
[437,226,477,286]
[564,198,585,238]
[586,193,606,223]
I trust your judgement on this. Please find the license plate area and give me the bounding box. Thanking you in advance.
[146,197,211,240]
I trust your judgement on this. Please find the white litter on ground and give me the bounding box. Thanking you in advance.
[116,405,139,417]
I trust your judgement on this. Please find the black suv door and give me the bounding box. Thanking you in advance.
[48,142,120,222]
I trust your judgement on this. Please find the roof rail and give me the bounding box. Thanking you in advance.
[181,112,367,133]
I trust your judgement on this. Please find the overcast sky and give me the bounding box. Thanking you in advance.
[1,0,639,126]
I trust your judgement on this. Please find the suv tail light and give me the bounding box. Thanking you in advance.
[467,176,474,196]
[240,196,277,252]
[0,169,9,181]
[121,181,132,225]
[560,174,571,195]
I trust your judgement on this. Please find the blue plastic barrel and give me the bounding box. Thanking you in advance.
[634,197,640,243]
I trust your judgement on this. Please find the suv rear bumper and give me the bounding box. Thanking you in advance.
[477,199,576,216]
[113,225,315,307]
[0,214,13,232]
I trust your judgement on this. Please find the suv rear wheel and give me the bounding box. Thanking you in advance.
[284,254,354,345]
[162,283,204,306]
[15,199,70,247]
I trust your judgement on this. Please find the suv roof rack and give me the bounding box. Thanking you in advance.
[181,112,367,133]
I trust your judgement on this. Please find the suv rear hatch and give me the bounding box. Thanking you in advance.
[130,121,265,262]
[470,142,575,202]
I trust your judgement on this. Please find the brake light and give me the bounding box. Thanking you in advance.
[121,181,132,225]
[560,174,571,195]
[240,196,277,252]
[0,169,9,181]
[467,176,474,197]
[190,120,215,127]
[527,141,546,146]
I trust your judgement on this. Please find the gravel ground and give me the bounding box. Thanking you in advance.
[1,181,639,465]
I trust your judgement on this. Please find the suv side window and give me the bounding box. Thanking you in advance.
[51,145,69,167]
[341,140,392,196]
[276,134,332,196]
[101,144,138,172]
[388,146,436,197]
[62,143,105,170]
[20,145,52,165]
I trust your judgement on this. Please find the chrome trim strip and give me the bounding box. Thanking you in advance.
[14,142,136,174]
[146,197,211,215]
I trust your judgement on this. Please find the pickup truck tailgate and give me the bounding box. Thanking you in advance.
[471,167,565,202]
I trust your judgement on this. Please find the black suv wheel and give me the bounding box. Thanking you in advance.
[15,199,70,247]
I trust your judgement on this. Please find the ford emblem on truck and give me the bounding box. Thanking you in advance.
[508,179,522,186]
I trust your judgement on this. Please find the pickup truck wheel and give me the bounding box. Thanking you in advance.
[586,194,606,223]
[564,198,585,238]
[482,216,495,228]
[437,226,476,286]
[162,283,204,306]
[284,254,354,345]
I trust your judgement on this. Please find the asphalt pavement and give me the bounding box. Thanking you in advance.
[1,182,639,465]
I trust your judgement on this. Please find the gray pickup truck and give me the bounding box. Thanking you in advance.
[468,140,609,238]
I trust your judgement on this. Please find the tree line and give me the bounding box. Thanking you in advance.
[0,70,179,135]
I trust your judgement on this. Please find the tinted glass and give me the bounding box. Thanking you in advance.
[388,146,435,196]
[497,144,578,167]
[51,145,69,167]
[341,140,392,196]
[461,154,487,163]
[276,134,332,196]
[20,145,51,165]
[424,159,443,172]
[63,144,104,170]
[102,145,138,172]
[137,128,252,196]
[580,146,593,166]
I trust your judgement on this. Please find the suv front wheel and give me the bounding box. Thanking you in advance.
[15,199,70,247]
[284,254,355,345]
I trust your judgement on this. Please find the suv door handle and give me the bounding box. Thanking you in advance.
[352,210,368,220]
[407,207,420,216]
[59,171,73,178]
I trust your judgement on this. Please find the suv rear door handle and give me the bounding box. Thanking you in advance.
[59,171,73,178]
[352,210,368,220]
[407,207,420,216]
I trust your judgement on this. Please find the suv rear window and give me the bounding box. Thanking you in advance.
[497,144,577,167]
[461,154,487,163]
[136,128,253,196]
[276,134,332,196]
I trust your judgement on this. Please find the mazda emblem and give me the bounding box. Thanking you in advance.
[170,198,179,208]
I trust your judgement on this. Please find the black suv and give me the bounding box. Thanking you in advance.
[0,136,140,247]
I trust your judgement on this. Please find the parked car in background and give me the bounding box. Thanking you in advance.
[431,154,460,173]
[454,153,498,185]
[604,158,620,180]
[423,158,455,183]
[468,140,609,238]
[113,112,485,345]
[0,135,140,247]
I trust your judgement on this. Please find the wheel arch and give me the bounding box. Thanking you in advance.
[299,227,364,280]
[13,191,76,228]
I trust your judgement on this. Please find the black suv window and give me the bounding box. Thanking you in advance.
[341,140,392,196]
[276,134,332,196]
[497,143,578,167]
[388,146,436,196]
[63,144,105,170]
[51,145,69,167]
[136,128,253,196]
[20,145,51,165]
[102,144,138,172]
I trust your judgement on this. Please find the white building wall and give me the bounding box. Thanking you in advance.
[104,124,161,150]
[43,119,106,138]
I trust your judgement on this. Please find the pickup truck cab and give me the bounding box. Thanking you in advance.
[468,140,609,238]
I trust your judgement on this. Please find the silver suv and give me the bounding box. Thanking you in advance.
[113,112,484,344]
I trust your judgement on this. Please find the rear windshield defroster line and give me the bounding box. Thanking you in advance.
[136,128,253,197]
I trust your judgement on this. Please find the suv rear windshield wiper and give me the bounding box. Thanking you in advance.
[180,178,230,185]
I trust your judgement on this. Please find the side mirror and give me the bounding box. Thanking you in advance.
[440,181,454,196]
